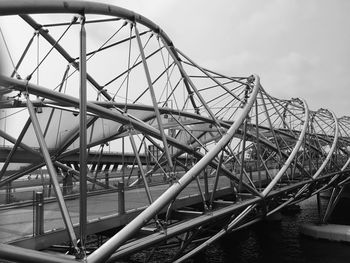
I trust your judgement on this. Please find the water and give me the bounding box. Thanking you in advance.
[191,196,350,263]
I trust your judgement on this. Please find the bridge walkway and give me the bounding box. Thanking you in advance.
[0,176,232,248]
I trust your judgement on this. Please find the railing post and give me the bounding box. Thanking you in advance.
[6,182,12,204]
[105,172,109,188]
[34,191,44,235]
[117,182,125,215]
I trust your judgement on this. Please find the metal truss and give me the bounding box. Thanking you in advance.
[0,1,349,262]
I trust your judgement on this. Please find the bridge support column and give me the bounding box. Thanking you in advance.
[117,182,125,215]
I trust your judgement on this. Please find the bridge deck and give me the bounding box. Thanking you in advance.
[0,177,232,248]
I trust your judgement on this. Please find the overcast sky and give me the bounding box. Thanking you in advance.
[94,0,350,117]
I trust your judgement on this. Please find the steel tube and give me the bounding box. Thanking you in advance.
[0,1,174,47]
[255,102,262,188]
[20,14,112,102]
[107,197,261,261]
[322,186,344,223]
[79,15,87,255]
[10,33,35,78]
[259,90,283,158]
[175,49,242,102]
[262,99,309,196]
[34,191,44,235]
[87,75,260,263]
[117,182,125,214]
[0,243,75,263]
[162,39,221,127]
[0,76,259,195]
[134,24,174,172]
[173,205,254,263]
[128,128,154,204]
[238,118,248,193]
[0,118,31,179]
[26,96,79,252]
[311,110,339,179]
[289,110,339,198]
[209,153,224,207]
[0,129,38,155]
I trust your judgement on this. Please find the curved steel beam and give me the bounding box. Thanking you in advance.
[87,75,260,263]
[261,98,309,196]
[0,0,174,47]
[311,110,339,179]
[0,75,260,195]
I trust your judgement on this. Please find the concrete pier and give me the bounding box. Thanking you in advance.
[300,224,350,242]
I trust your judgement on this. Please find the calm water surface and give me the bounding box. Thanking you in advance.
[191,196,350,263]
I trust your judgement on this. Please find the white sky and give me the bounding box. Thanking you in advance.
[97,0,350,117]
[0,0,349,118]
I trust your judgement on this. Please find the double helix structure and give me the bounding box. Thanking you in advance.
[0,1,349,262]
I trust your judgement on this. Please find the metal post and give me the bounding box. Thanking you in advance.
[134,24,174,173]
[209,153,224,208]
[195,176,208,211]
[105,172,109,188]
[6,182,11,204]
[48,178,52,197]
[79,15,87,255]
[117,182,125,215]
[128,128,153,204]
[87,76,260,263]
[122,137,125,183]
[34,191,44,235]
[260,91,283,158]
[316,192,322,223]
[62,172,67,196]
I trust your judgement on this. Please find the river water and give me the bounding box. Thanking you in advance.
[191,196,350,263]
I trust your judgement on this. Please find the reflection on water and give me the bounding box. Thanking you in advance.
[192,196,350,263]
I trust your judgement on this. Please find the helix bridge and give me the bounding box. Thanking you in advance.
[0,1,349,262]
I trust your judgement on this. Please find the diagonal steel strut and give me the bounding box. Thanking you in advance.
[26,94,79,254]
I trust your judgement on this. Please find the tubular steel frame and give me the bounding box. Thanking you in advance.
[0,1,350,263]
